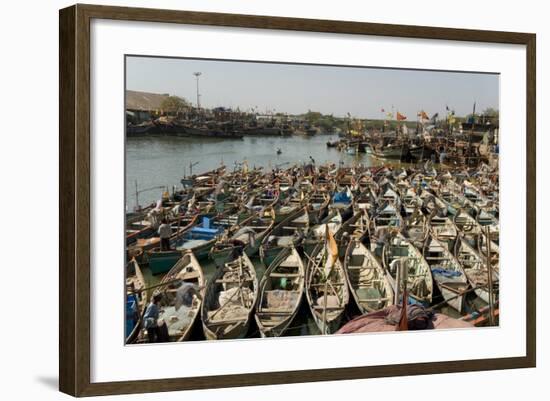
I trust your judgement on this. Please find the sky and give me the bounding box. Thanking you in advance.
[126,56,499,120]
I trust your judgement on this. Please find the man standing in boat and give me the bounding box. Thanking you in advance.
[143,294,168,343]
[158,218,171,251]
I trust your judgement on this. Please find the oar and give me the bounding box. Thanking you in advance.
[127,278,184,295]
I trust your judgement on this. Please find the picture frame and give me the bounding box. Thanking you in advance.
[59,3,536,397]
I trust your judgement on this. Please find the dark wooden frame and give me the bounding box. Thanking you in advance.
[59,3,536,397]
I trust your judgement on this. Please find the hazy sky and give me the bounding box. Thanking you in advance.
[126,56,499,120]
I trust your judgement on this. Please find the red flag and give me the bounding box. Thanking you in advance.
[396,112,407,121]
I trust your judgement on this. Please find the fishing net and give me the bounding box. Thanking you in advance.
[207,287,254,321]
[263,290,300,310]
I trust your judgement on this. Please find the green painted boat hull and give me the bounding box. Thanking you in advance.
[148,250,181,275]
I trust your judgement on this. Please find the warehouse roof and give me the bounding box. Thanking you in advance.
[126,90,170,111]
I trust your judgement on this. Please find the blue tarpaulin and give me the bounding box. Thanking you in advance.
[333,191,351,203]
[431,267,461,278]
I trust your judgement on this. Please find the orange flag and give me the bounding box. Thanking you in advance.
[324,226,339,276]
[420,110,430,120]
[396,112,407,121]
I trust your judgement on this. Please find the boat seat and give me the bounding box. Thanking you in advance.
[358,297,391,302]
[215,278,253,284]
[207,317,246,325]
[257,308,292,314]
[310,282,345,287]
[269,273,302,278]
[312,305,343,311]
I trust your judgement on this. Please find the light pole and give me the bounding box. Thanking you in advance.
[193,72,202,109]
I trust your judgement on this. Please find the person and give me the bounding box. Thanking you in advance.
[143,294,164,343]
[230,238,246,259]
[158,218,171,251]
[174,274,206,310]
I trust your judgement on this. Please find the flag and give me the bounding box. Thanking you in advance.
[324,226,339,276]
[386,111,393,119]
[381,108,385,113]
[396,112,407,121]
[420,110,430,120]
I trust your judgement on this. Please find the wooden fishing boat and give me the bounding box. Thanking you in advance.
[330,187,354,218]
[151,252,206,342]
[402,208,429,249]
[209,210,275,266]
[125,258,147,344]
[477,232,500,272]
[202,253,258,340]
[429,213,459,251]
[259,207,309,267]
[334,209,371,256]
[127,214,199,264]
[476,208,500,245]
[255,247,305,337]
[344,240,394,314]
[354,183,377,215]
[126,218,157,246]
[419,190,448,216]
[454,236,498,304]
[371,201,403,237]
[382,234,433,306]
[147,215,226,275]
[303,210,343,257]
[305,240,349,335]
[437,183,477,216]
[454,208,482,236]
[243,187,280,214]
[372,142,409,159]
[274,192,305,224]
[307,191,330,225]
[399,186,422,217]
[423,235,469,312]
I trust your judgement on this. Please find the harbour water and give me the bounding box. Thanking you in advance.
[126,134,388,210]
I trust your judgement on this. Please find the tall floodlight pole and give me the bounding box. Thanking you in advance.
[193,72,202,110]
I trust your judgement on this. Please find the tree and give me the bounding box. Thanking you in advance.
[160,96,190,115]
[482,107,499,118]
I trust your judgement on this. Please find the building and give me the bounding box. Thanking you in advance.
[126,90,173,123]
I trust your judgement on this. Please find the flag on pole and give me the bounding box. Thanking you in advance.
[396,112,407,121]
[324,227,339,276]
[386,111,394,119]
[419,110,430,120]
[381,108,385,113]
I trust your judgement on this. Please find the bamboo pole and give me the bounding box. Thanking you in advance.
[321,280,329,335]
[394,258,402,305]
[485,226,495,325]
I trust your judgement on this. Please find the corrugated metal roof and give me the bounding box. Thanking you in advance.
[126,90,170,111]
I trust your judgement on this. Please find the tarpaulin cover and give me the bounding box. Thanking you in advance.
[333,191,351,203]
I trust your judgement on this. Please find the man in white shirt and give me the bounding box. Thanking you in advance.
[158,218,171,251]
